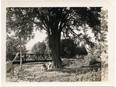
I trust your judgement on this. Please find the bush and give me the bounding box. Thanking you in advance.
[89,58,101,71]
[76,46,88,56]
[60,39,77,58]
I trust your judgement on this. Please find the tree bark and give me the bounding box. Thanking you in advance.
[49,31,62,69]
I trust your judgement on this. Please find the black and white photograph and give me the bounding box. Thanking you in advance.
[0,0,115,86]
[6,7,108,82]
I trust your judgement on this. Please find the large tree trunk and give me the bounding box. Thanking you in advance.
[49,31,62,69]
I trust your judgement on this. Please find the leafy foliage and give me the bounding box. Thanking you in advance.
[60,39,88,58]
[6,36,26,61]
[31,41,46,54]
[6,8,35,40]
[60,39,77,58]
[76,46,88,56]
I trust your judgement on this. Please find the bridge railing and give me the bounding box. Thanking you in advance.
[11,52,52,63]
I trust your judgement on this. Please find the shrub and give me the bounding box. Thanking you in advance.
[60,39,77,58]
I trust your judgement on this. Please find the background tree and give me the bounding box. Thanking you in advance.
[6,35,26,61]
[6,8,35,68]
[6,7,101,69]
[31,41,46,54]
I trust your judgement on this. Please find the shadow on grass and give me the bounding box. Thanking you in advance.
[13,59,52,64]
[47,67,92,75]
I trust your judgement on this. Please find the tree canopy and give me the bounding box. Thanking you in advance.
[7,7,101,44]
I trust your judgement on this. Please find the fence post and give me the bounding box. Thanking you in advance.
[19,37,22,70]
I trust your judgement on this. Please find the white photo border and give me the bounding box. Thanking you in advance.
[1,0,115,86]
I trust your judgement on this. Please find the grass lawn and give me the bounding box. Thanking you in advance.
[6,57,108,82]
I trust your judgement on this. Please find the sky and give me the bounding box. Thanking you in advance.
[25,30,47,50]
